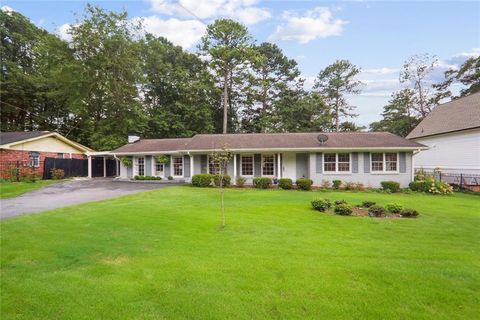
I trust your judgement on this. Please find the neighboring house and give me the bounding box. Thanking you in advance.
[112,132,426,188]
[0,131,93,177]
[407,92,480,175]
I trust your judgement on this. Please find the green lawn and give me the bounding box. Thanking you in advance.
[1,187,479,319]
[0,180,66,199]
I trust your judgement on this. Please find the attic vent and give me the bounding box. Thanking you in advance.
[317,134,328,145]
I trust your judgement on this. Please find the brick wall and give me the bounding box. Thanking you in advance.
[0,149,86,179]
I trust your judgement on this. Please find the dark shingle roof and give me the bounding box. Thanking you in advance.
[112,138,191,153]
[407,92,480,139]
[0,131,50,145]
[112,132,425,153]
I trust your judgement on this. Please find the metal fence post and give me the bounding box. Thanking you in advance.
[460,173,463,189]
[439,172,442,182]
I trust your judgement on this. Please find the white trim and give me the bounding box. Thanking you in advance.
[277,153,281,178]
[151,156,165,178]
[322,152,352,175]
[370,152,399,174]
[261,154,276,177]
[233,153,237,183]
[240,154,254,177]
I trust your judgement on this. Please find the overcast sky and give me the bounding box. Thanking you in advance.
[3,0,479,126]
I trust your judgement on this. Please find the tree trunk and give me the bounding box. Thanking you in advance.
[223,70,229,134]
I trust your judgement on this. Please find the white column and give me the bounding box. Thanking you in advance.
[277,153,281,178]
[190,154,194,178]
[87,156,92,178]
[233,153,237,185]
[103,157,107,177]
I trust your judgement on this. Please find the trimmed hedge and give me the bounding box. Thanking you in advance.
[368,205,385,217]
[253,177,272,189]
[334,203,352,216]
[332,180,342,189]
[381,181,401,193]
[278,178,293,190]
[296,178,313,191]
[400,208,419,218]
[134,175,162,180]
[192,174,212,187]
[311,198,331,212]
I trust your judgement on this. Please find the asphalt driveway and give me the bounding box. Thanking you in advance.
[0,179,175,219]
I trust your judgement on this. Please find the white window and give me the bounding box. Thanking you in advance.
[172,156,183,176]
[371,152,398,173]
[323,153,351,173]
[208,156,221,174]
[262,154,275,176]
[30,152,40,167]
[136,157,145,176]
[155,161,164,177]
[241,155,253,176]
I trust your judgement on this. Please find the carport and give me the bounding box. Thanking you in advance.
[87,152,119,178]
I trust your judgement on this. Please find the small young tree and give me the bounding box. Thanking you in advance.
[209,145,232,228]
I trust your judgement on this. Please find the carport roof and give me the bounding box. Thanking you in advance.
[112,132,426,154]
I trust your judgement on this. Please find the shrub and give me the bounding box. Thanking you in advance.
[409,181,424,192]
[253,177,272,189]
[381,181,401,193]
[409,177,453,195]
[334,203,352,216]
[192,174,213,187]
[134,175,162,180]
[236,176,246,187]
[385,203,403,213]
[344,181,357,191]
[334,199,347,206]
[311,198,331,212]
[120,156,133,167]
[167,176,173,180]
[332,180,342,189]
[368,205,385,217]
[361,201,376,208]
[400,208,419,218]
[296,178,313,191]
[212,174,231,187]
[50,168,65,180]
[278,178,293,190]
[321,179,332,189]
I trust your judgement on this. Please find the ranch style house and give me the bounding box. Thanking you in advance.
[112,132,427,188]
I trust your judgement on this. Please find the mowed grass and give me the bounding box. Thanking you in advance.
[0,180,66,199]
[1,187,479,319]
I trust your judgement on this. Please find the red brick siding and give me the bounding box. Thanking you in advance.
[0,149,86,179]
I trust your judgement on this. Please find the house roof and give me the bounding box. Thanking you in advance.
[112,132,426,154]
[407,92,480,139]
[0,131,50,145]
[0,131,94,153]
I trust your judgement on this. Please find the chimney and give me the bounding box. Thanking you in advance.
[128,133,140,144]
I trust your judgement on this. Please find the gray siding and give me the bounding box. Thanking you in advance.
[363,152,370,173]
[254,154,261,177]
[236,154,240,176]
[296,153,309,179]
[165,155,171,177]
[315,152,322,173]
[352,152,359,173]
[193,155,201,175]
[145,156,152,176]
[184,155,191,178]
[308,152,413,188]
[127,165,133,179]
[399,152,406,173]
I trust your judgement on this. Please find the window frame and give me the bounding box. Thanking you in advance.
[172,156,183,177]
[152,158,165,177]
[240,154,254,177]
[370,152,399,174]
[323,152,352,174]
[29,152,40,167]
[207,155,221,175]
[261,154,275,177]
[136,156,145,177]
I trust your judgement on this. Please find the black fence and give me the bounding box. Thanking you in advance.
[43,157,88,179]
[417,169,480,191]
